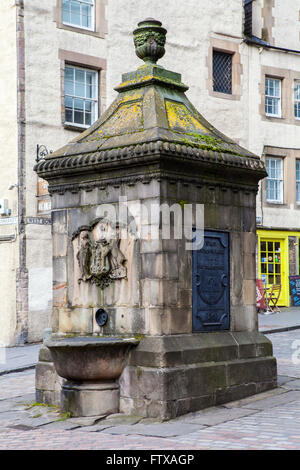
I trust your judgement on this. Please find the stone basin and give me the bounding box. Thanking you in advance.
[45,335,139,382]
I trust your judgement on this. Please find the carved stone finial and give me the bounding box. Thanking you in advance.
[133,18,167,65]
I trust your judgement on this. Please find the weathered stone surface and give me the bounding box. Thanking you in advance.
[238,390,300,410]
[99,414,142,426]
[35,361,61,392]
[282,379,300,390]
[226,357,277,387]
[35,390,60,406]
[61,383,119,417]
[223,386,287,409]
[38,345,52,362]
[174,406,257,426]
[103,422,204,437]
[67,415,107,426]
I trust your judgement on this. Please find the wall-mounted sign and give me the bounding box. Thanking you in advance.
[26,217,51,225]
[289,275,300,307]
[0,217,17,225]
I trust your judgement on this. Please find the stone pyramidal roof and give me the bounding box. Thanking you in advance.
[35,19,266,184]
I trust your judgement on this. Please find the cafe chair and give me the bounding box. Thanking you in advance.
[267,284,281,313]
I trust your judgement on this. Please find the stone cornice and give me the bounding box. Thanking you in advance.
[35,140,266,182]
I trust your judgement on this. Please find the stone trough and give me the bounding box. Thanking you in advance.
[46,335,139,417]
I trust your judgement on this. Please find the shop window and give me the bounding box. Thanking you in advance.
[213,50,232,94]
[64,65,98,128]
[266,157,283,203]
[260,240,282,286]
[62,0,95,31]
[265,77,281,117]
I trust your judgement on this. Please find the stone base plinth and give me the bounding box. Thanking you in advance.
[61,381,119,417]
[35,345,62,406]
[119,332,277,419]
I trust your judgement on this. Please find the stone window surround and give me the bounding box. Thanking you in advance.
[260,66,300,126]
[207,37,242,101]
[261,0,275,45]
[59,49,107,132]
[54,0,107,39]
[262,146,300,209]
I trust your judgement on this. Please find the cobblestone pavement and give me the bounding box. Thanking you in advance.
[0,331,300,450]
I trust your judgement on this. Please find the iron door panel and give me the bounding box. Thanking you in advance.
[192,230,230,332]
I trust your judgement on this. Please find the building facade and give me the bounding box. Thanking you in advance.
[1,0,299,346]
[0,0,107,346]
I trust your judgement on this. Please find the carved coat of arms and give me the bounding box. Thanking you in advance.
[73,219,127,289]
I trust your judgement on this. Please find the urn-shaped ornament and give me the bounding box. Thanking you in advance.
[133,18,167,65]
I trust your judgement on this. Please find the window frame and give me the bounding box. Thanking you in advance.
[62,0,95,32]
[265,77,282,118]
[265,156,284,204]
[296,160,300,204]
[212,49,233,95]
[294,80,300,120]
[64,64,99,129]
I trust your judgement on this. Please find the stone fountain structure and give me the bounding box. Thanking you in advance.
[35,19,277,419]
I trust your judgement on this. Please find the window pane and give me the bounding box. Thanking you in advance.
[65,80,74,95]
[75,69,85,83]
[213,51,232,94]
[75,82,85,97]
[266,157,283,202]
[64,65,98,127]
[62,0,93,29]
[265,78,281,116]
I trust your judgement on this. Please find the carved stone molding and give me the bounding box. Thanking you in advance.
[35,140,266,182]
[73,218,127,289]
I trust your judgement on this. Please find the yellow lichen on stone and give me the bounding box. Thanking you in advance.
[120,91,144,103]
[166,100,209,134]
[87,101,144,141]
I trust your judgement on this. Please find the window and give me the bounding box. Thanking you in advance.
[259,239,282,286]
[296,160,300,204]
[62,0,94,30]
[244,0,253,37]
[265,77,281,117]
[64,65,98,128]
[213,50,232,94]
[295,81,300,119]
[266,157,283,203]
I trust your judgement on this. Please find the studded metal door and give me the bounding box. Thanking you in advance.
[192,230,230,332]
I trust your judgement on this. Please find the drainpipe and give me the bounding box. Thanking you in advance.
[15,0,28,344]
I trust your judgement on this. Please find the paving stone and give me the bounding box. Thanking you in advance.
[238,391,300,410]
[138,418,165,425]
[223,387,287,408]
[277,375,293,386]
[172,406,258,426]
[0,400,29,413]
[0,411,28,426]
[76,424,115,432]
[99,415,143,426]
[39,421,82,431]
[67,415,106,427]
[282,379,300,390]
[16,414,61,428]
[103,423,205,437]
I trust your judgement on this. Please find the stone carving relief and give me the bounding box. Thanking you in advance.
[73,219,127,289]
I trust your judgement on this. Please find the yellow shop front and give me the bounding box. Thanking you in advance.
[257,230,300,307]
